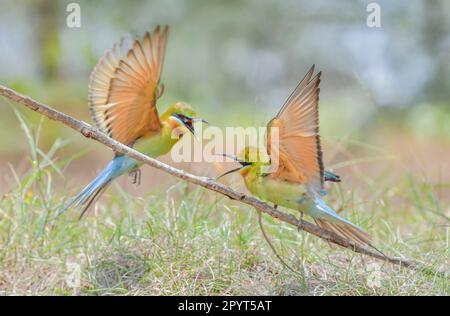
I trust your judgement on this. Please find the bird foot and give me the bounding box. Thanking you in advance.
[129,168,141,186]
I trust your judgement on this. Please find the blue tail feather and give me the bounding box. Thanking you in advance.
[60,156,139,216]
[311,196,364,231]
[311,196,384,255]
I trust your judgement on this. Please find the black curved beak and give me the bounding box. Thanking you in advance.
[172,113,209,135]
[184,119,195,135]
[216,154,251,179]
[192,117,209,125]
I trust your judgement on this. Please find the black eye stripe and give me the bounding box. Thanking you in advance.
[171,113,194,127]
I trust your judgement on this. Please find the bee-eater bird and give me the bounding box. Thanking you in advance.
[219,65,376,249]
[62,26,205,218]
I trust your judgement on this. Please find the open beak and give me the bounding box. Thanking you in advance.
[183,120,195,135]
[216,153,251,179]
[188,117,208,135]
[187,117,209,135]
[192,117,209,125]
[173,113,209,136]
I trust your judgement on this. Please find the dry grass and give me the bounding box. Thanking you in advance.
[0,110,448,296]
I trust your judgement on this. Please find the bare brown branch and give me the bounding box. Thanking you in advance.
[0,84,443,276]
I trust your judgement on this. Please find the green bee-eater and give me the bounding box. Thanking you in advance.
[220,65,375,248]
[62,26,206,218]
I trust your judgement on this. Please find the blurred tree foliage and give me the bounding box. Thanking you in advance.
[35,0,61,81]
[1,0,448,105]
[0,0,449,155]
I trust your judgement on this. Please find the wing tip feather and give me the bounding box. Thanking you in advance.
[88,25,168,143]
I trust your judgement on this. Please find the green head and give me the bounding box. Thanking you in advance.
[237,146,270,164]
[163,102,196,119]
[218,146,270,178]
[161,102,207,136]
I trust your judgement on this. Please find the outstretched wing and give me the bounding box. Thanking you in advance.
[266,65,324,193]
[88,25,168,146]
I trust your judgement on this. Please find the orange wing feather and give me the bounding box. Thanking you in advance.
[88,25,168,146]
[266,65,324,192]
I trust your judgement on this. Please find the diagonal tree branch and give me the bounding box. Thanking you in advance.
[0,84,443,276]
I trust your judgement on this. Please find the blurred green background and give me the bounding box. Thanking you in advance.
[0,0,449,196]
[0,0,448,296]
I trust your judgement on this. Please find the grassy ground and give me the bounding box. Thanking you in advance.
[0,111,448,296]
